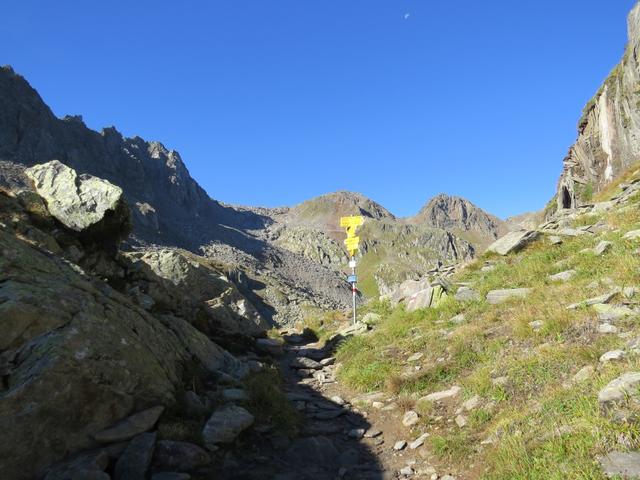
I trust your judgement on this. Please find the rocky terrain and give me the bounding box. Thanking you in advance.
[555,2,640,211]
[3,1,640,479]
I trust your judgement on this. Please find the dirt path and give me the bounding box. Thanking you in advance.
[208,331,466,479]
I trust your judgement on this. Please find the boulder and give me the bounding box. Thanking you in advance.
[290,357,323,370]
[25,160,130,244]
[486,230,539,256]
[390,278,432,305]
[486,288,531,304]
[593,303,635,322]
[454,286,480,302]
[420,386,461,403]
[402,410,420,427]
[548,270,576,282]
[94,406,164,443]
[0,229,242,480]
[598,372,640,417]
[600,350,625,363]
[114,432,156,480]
[594,240,613,255]
[255,338,284,356]
[623,229,640,240]
[202,405,254,449]
[406,284,448,312]
[152,440,211,472]
[597,451,640,478]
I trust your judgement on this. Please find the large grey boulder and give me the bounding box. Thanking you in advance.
[486,230,539,256]
[389,278,432,305]
[25,160,130,243]
[202,405,254,449]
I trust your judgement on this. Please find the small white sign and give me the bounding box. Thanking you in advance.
[348,260,357,268]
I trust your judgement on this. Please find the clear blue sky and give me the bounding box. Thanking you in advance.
[1,1,636,218]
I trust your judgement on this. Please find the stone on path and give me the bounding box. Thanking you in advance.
[202,405,254,449]
[455,415,468,428]
[255,338,284,356]
[529,320,544,331]
[409,433,430,449]
[153,440,211,472]
[394,440,407,451]
[93,406,164,443]
[400,466,414,475]
[364,428,382,438]
[402,410,420,427]
[487,230,540,255]
[114,432,157,480]
[290,357,323,370]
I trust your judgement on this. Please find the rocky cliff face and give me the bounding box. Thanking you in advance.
[0,66,352,324]
[556,2,640,211]
[409,193,508,248]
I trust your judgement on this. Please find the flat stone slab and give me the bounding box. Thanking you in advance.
[420,386,461,403]
[487,230,540,255]
[486,288,531,305]
[94,406,164,444]
[548,270,576,282]
[597,451,640,478]
[623,230,640,240]
[202,405,254,449]
[455,286,480,302]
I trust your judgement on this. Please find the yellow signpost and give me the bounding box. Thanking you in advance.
[340,215,364,323]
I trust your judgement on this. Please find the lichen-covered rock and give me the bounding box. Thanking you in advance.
[0,228,242,480]
[25,160,131,244]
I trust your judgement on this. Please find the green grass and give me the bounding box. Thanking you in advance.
[244,368,302,436]
[334,190,640,479]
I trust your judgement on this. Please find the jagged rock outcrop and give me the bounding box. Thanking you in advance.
[0,66,352,324]
[0,187,247,480]
[556,2,640,211]
[409,193,508,248]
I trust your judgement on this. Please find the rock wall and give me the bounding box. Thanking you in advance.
[556,2,640,210]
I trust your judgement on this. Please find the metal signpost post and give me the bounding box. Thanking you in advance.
[340,215,364,324]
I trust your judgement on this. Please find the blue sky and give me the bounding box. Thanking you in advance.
[1,1,636,218]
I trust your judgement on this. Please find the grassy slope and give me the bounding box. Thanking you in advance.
[335,186,640,478]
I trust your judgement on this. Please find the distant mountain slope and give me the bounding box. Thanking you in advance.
[409,193,509,248]
[0,65,351,324]
[555,2,640,212]
[0,66,500,308]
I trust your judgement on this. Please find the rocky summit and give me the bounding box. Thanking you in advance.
[3,1,640,479]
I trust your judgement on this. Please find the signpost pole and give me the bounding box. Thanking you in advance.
[351,256,356,324]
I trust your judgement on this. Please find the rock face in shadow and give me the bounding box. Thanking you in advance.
[0,187,246,480]
[0,66,353,324]
[556,2,640,211]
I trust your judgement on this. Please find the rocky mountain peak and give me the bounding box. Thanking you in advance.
[285,190,395,229]
[410,193,508,248]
